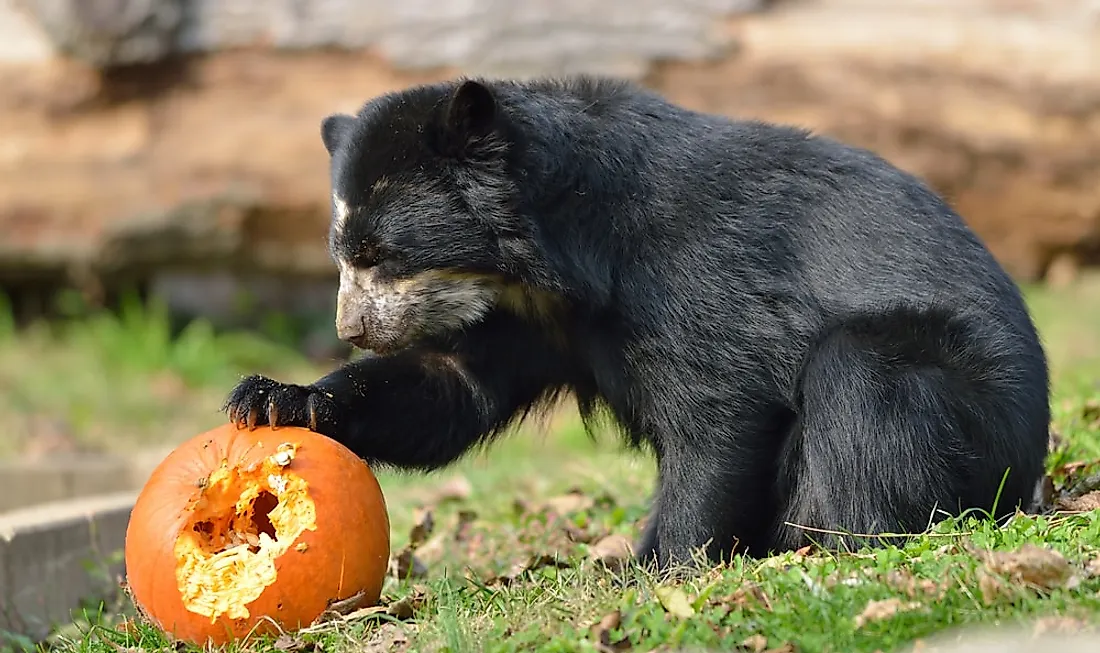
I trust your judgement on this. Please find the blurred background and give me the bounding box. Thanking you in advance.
[0,0,1099,643]
[3,0,1100,498]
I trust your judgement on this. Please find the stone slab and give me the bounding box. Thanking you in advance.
[0,492,135,641]
[0,455,132,514]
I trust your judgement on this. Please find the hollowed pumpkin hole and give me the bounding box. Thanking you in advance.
[190,489,280,555]
[172,447,317,622]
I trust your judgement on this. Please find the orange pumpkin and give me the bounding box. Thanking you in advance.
[124,422,390,646]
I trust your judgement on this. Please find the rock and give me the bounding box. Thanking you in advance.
[0,0,1097,317]
[15,0,183,67]
[649,0,1100,282]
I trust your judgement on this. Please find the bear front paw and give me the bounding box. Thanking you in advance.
[223,374,337,433]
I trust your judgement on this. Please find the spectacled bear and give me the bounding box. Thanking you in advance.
[224,75,1050,569]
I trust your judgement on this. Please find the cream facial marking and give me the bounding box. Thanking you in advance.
[334,260,399,343]
[333,259,507,351]
[332,194,351,231]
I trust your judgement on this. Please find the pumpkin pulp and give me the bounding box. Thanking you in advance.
[172,442,317,622]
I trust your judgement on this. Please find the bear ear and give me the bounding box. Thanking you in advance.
[445,79,497,144]
[321,113,356,156]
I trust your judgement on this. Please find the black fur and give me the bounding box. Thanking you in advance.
[225,76,1050,569]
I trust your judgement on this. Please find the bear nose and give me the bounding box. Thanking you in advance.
[335,315,365,342]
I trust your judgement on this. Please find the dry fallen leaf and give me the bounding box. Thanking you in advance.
[385,590,426,620]
[389,548,428,580]
[1083,399,1100,428]
[853,598,922,628]
[544,490,595,515]
[114,617,142,637]
[413,531,447,565]
[324,588,373,617]
[332,586,427,625]
[492,553,574,586]
[655,585,696,619]
[589,610,630,652]
[711,583,773,613]
[976,569,1008,606]
[272,634,315,652]
[359,622,415,653]
[884,570,947,599]
[758,548,809,570]
[977,544,1079,591]
[1055,490,1100,512]
[1086,556,1100,578]
[430,475,473,503]
[741,634,768,652]
[408,507,435,548]
[590,534,634,571]
[455,509,478,540]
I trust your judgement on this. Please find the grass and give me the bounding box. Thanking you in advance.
[0,291,321,458]
[2,274,1099,653]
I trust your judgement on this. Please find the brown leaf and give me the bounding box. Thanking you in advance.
[1082,398,1100,427]
[335,605,388,623]
[324,589,372,616]
[512,497,536,516]
[758,548,809,570]
[389,548,428,580]
[1053,460,1092,479]
[976,569,1008,605]
[455,509,479,540]
[1086,556,1100,578]
[413,531,447,565]
[590,534,634,571]
[386,590,426,620]
[1055,490,1100,512]
[884,570,946,600]
[493,553,573,586]
[853,598,922,628]
[429,475,473,503]
[408,507,434,548]
[114,617,142,637]
[544,489,595,515]
[712,583,773,613]
[359,622,415,653]
[272,634,315,652]
[564,519,597,544]
[589,610,630,652]
[304,589,390,629]
[977,544,1079,591]
[741,634,768,652]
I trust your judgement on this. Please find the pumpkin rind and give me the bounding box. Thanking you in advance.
[124,423,390,646]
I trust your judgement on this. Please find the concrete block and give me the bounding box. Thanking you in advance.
[125,447,174,490]
[0,455,131,513]
[0,493,135,640]
[0,465,70,513]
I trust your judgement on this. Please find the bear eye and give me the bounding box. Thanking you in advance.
[353,243,383,269]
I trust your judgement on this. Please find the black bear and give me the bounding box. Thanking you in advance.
[224,75,1050,569]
